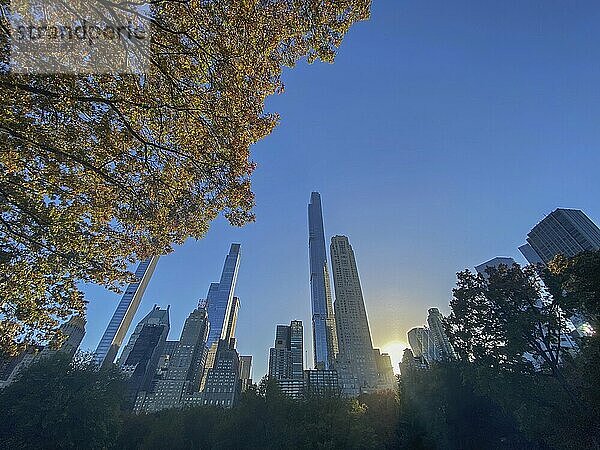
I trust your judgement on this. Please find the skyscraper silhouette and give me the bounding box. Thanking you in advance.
[308,192,338,369]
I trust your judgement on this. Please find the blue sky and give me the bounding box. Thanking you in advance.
[81,1,600,377]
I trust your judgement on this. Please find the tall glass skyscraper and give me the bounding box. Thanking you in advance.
[93,256,159,368]
[519,208,600,265]
[330,235,378,388]
[206,244,241,346]
[308,192,338,369]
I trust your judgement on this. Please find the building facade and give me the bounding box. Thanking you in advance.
[41,315,86,360]
[308,192,338,369]
[136,307,209,412]
[1,316,85,388]
[475,257,517,278]
[0,346,43,389]
[373,349,396,390]
[118,306,170,409]
[206,244,241,346]
[94,256,159,368]
[330,235,379,390]
[224,296,240,344]
[399,348,428,378]
[304,369,339,397]
[427,308,456,361]
[239,355,253,392]
[202,339,241,408]
[520,208,600,265]
[407,327,436,363]
[268,320,305,398]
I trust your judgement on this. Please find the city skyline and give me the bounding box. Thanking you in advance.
[80,1,600,378]
[79,203,600,379]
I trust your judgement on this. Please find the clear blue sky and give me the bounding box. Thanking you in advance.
[80,1,600,378]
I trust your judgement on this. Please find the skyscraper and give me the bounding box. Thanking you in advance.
[206,244,241,346]
[138,306,209,412]
[475,257,517,278]
[202,338,241,408]
[0,346,43,389]
[118,306,170,409]
[407,327,435,363]
[268,321,304,380]
[308,192,338,369]
[269,325,293,380]
[373,349,396,390]
[330,235,378,389]
[399,348,428,377]
[94,256,159,368]
[519,208,600,265]
[239,355,253,392]
[41,315,86,359]
[268,321,305,398]
[426,308,456,361]
[1,316,85,388]
[303,369,339,397]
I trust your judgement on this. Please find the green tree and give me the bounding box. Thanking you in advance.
[445,258,600,449]
[544,250,600,329]
[0,353,125,449]
[446,264,575,396]
[399,363,534,450]
[0,0,371,354]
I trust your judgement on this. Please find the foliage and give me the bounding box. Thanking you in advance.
[446,264,573,384]
[544,250,600,329]
[0,0,371,354]
[399,363,535,450]
[439,254,600,449]
[1,353,598,449]
[117,382,400,450]
[0,353,125,449]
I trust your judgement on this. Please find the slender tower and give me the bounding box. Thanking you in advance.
[205,244,241,346]
[330,236,378,388]
[308,192,338,369]
[93,256,159,368]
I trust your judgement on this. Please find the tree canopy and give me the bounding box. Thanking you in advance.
[0,0,371,354]
[440,256,600,448]
[0,353,125,448]
[446,263,572,380]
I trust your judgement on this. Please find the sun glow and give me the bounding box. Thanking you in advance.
[381,341,409,374]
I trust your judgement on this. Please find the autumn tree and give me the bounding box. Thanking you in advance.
[0,0,371,354]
